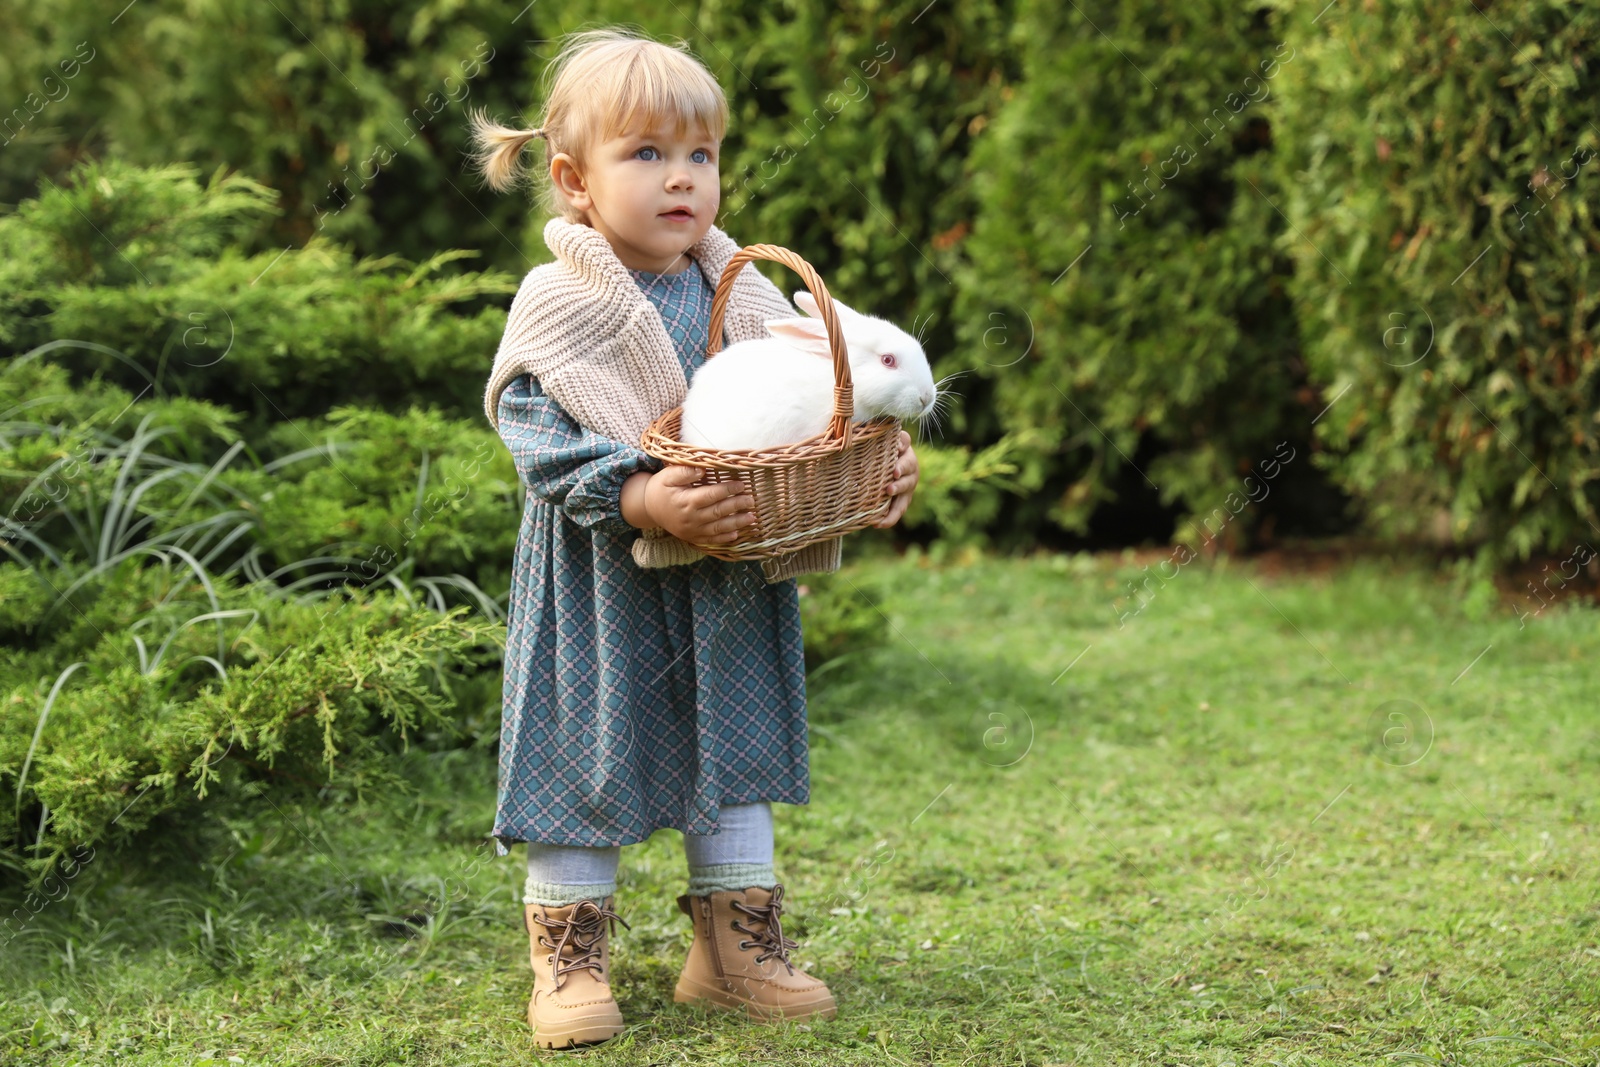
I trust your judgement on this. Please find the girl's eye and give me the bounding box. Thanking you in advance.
[636,146,714,163]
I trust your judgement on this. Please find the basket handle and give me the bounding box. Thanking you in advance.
[706,244,855,446]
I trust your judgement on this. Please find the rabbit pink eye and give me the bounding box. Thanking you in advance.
[880,352,897,369]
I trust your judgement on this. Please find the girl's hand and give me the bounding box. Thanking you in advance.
[644,464,758,544]
[874,429,919,528]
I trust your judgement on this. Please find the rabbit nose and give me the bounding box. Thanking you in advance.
[918,390,931,406]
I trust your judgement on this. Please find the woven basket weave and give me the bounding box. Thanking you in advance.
[638,244,900,562]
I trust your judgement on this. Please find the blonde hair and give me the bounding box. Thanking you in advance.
[468,26,729,223]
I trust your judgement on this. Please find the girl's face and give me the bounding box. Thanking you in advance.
[552,122,720,275]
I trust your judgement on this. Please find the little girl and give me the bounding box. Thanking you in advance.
[468,27,919,1050]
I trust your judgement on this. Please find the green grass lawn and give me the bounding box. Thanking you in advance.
[4,548,1597,1065]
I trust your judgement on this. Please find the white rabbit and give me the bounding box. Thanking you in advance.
[676,291,938,451]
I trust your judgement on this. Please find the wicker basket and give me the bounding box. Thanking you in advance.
[638,244,901,563]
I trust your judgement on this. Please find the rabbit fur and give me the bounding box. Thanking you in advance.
[676,291,937,451]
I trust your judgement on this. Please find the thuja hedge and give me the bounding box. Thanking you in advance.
[1270,0,1600,565]
[0,0,534,269]
[0,557,503,886]
[0,357,515,883]
[0,159,518,427]
[1,356,524,602]
[956,0,1307,549]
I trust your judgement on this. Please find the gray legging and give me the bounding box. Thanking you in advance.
[524,801,774,906]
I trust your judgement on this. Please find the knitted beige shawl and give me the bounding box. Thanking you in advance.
[483,216,842,584]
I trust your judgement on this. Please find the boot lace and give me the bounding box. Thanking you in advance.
[731,883,800,975]
[535,899,631,989]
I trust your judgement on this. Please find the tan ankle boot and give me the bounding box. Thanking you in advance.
[673,883,837,1021]
[524,895,630,1048]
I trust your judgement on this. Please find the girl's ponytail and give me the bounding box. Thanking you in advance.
[467,107,547,194]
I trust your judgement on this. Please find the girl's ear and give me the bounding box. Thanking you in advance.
[765,316,834,360]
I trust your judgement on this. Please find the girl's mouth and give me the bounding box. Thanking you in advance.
[660,210,694,222]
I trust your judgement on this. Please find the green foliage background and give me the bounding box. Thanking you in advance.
[958,2,1307,549]
[1271,0,1600,561]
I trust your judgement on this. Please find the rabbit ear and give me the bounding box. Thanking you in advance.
[794,291,863,324]
[765,316,835,360]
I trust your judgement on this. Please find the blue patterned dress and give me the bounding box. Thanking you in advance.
[490,257,811,855]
